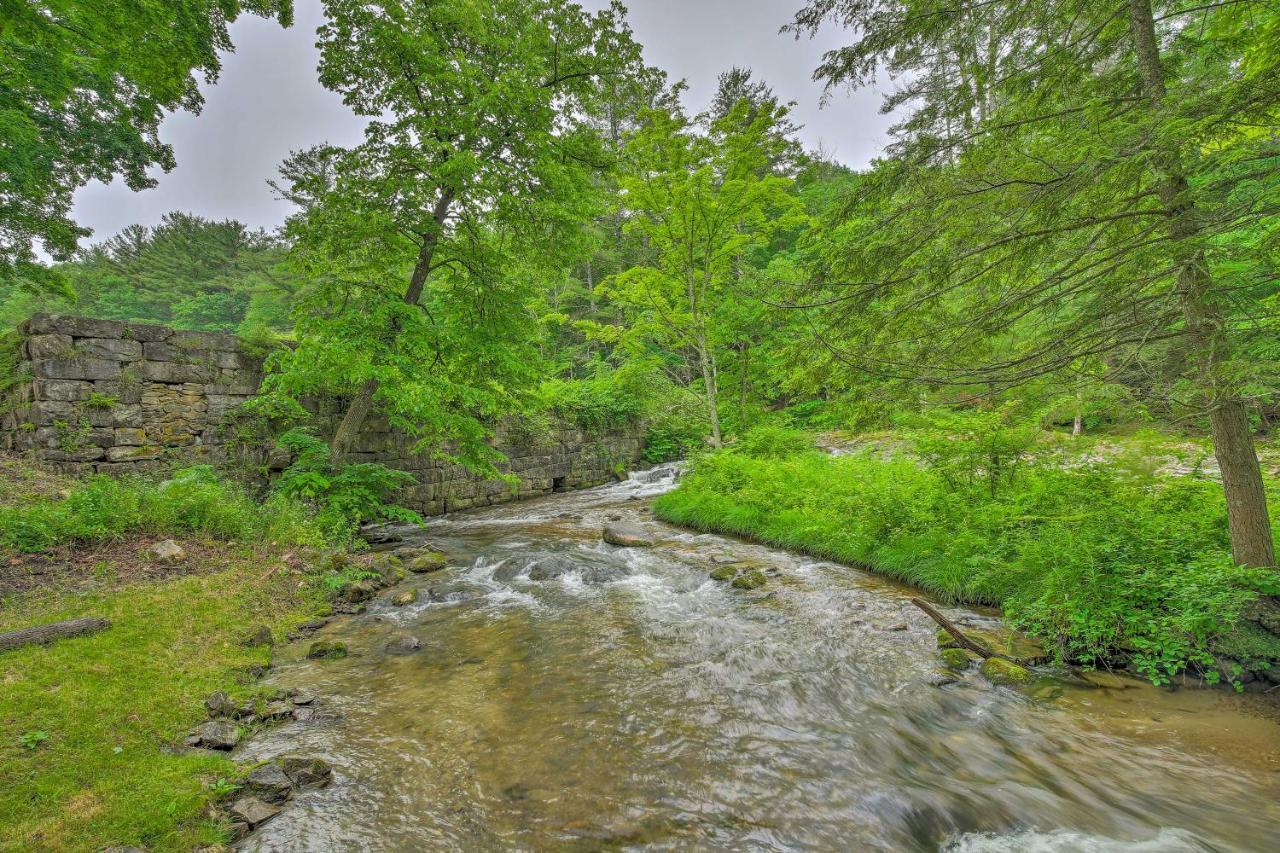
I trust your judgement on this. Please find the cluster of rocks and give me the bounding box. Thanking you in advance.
[933,627,1038,687]
[185,688,320,750]
[706,555,771,591]
[222,756,334,839]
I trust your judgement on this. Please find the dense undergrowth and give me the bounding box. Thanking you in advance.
[655,429,1280,684]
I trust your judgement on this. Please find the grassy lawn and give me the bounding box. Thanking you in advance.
[0,549,328,851]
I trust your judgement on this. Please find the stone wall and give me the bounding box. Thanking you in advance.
[1,314,645,514]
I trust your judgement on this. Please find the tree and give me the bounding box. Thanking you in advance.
[789,0,1280,571]
[709,67,804,176]
[0,0,294,289]
[272,0,647,463]
[594,101,808,447]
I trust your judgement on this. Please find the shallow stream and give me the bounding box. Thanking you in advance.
[240,464,1280,851]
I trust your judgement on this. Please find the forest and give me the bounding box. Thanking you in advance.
[2,1,1280,850]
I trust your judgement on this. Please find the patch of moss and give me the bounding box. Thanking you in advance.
[980,657,1034,686]
[936,629,959,649]
[731,569,767,590]
[1212,622,1280,672]
[709,565,737,582]
[940,648,972,670]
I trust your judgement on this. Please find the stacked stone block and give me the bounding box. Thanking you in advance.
[1,314,644,515]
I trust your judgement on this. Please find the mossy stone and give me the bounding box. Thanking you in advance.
[940,648,972,671]
[936,629,960,650]
[406,551,448,574]
[731,570,767,590]
[391,588,418,606]
[709,566,737,582]
[980,657,1033,686]
[306,640,347,660]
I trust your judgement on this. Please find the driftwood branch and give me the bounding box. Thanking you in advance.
[910,598,1022,664]
[0,617,111,653]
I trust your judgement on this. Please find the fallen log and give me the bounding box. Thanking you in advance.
[910,598,1023,664]
[0,617,111,653]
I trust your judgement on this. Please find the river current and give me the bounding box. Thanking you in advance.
[239,464,1280,852]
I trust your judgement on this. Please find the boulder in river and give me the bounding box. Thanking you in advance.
[244,762,294,804]
[228,795,281,829]
[306,640,348,660]
[405,551,449,573]
[391,588,419,606]
[709,565,737,582]
[731,570,767,590]
[980,657,1034,686]
[940,648,972,671]
[602,523,657,547]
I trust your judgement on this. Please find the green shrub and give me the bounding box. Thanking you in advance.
[655,449,1280,684]
[536,369,647,432]
[733,424,813,458]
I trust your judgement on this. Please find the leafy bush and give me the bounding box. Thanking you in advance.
[536,368,647,432]
[272,430,422,536]
[0,465,327,554]
[733,424,813,458]
[643,391,709,463]
[655,448,1280,683]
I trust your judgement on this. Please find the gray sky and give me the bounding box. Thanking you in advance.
[69,0,893,247]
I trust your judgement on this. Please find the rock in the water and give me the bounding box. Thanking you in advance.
[731,570,767,590]
[243,624,274,647]
[261,701,294,722]
[602,524,657,548]
[229,796,281,829]
[340,579,380,603]
[292,706,316,722]
[980,657,1034,687]
[149,538,185,563]
[385,634,422,655]
[244,763,294,804]
[936,629,960,650]
[405,551,449,573]
[391,588,419,606]
[280,756,334,789]
[525,556,625,584]
[927,671,960,688]
[709,566,737,582]
[289,689,316,706]
[192,719,240,750]
[606,513,623,521]
[940,648,972,671]
[306,640,347,660]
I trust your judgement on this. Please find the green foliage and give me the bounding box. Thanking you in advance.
[733,424,813,458]
[901,405,1041,497]
[0,2,294,285]
[655,446,1280,683]
[272,430,422,536]
[536,367,648,432]
[641,389,709,463]
[0,465,326,555]
[18,730,49,751]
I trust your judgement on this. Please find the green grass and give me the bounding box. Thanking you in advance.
[654,445,1280,683]
[0,558,329,851]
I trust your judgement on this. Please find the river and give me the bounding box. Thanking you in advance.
[238,464,1280,852]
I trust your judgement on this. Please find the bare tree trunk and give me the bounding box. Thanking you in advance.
[696,331,723,449]
[1127,0,1275,568]
[330,191,454,460]
[1072,392,1084,437]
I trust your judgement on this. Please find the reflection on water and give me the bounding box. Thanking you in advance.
[239,465,1280,852]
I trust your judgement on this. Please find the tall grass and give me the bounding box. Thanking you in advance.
[654,448,1280,682]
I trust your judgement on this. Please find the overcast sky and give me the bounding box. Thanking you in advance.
[69,0,894,247]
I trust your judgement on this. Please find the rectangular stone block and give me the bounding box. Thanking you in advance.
[31,357,122,381]
[169,330,240,352]
[25,313,124,339]
[76,337,142,360]
[33,379,92,402]
[43,446,106,462]
[29,400,73,425]
[25,333,74,360]
[134,360,217,384]
[105,445,162,462]
[112,404,143,428]
[114,427,147,446]
[141,342,186,362]
[123,321,172,342]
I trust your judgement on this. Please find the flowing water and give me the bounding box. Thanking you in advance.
[239,465,1280,852]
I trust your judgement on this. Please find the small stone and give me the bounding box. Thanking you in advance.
[606,513,623,521]
[391,588,419,606]
[980,657,1034,687]
[287,618,329,640]
[602,523,657,547]
[709,566,737,582]
[306,640,348,660]
[244,763,294,804]
[192,720,240,750]
[245,664,269,680]
[262,701,294,722]
[204,691,237,719]
[927,671,960,688]
[886,623,909,632]
[340,579,379,603]
[385,634,422,655]
[292,706,316,722]
[731,570,767,590]
[280,756,334,789]
[243,625,274,647]
[149,539,185,564]
[228,795,281,829]
[99,847,145,853]
[405,551,448,574]
[289,689,316,706]
[228,821,251,841]
[940,648,972,671]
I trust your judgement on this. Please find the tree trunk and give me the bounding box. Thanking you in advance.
[696,331,723,449]
[1127,0,1275,568]
[1072,392,1084,437]
[330,191,454,460]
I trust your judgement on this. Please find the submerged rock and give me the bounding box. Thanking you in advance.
[527,556,626,584]
[731,570,767,590]
[280,756,334,789]
[709,566,737,582]
[306,640,348,660]
[385,634,422,655]
[936,629,960,650]
[602,524,657,547]
[980,657,1034,687]
[940,648,972,671]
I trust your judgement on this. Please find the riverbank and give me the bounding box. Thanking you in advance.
[653,432,1280,687]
